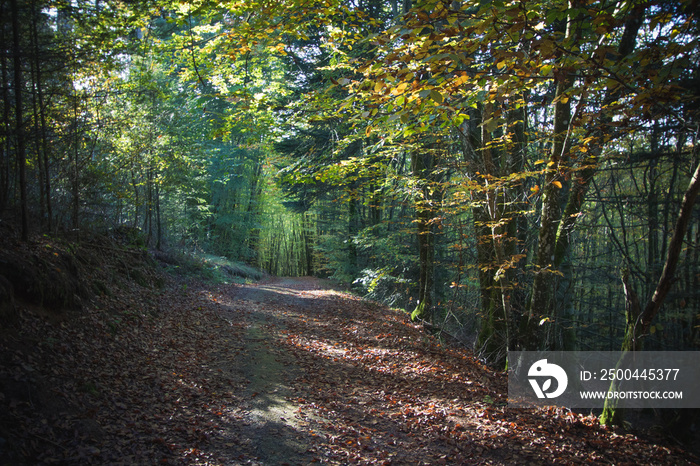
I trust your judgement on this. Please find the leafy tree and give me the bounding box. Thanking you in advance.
[327,0,698,359]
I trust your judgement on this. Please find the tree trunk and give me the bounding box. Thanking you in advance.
[525,68,573,350]
[0,1,11,214]
[71,90,80,233]
[11,0,28,241]
[155,183,162,250]
[29,0,52,232]
[411,148,442,322]
[145,166,153,246]
[347,178,359,278]
[30,23,46,224]
[303,211,315,275]
[245,159,263,261]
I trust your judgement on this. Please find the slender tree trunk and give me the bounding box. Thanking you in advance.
[0,0,11,214]
[32,91,46,221]
[473,99,527,364]
[71,90,80,233]
[131,169,139,226]
[525,2,645,350]
[155,183,162,250]
[525,66,573,349]
[303,211,314,275]
[145,166,153,246]
[29,16,46,224]
[411,148,442,322]
[647,124,661,293]
[28,0,51,232]
[40,101,52,232]
[245,159,263,260]
[11,0,28,241]
[347,178,359,277]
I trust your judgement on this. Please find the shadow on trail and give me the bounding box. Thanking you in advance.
[214,277,504,463]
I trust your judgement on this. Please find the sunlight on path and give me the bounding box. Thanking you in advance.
[217,277,329,464]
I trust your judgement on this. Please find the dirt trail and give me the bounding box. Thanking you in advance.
[219,278,327,464]
[2,275,693,465]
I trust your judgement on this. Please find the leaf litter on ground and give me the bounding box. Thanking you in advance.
[0,252,696,465]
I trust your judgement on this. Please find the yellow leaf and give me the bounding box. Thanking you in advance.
[365,126,372,137]
[552,180,562,188]
[485,118,498,133]
[392,82,409,95]
[374,81,384,93]
[454,74,469,86]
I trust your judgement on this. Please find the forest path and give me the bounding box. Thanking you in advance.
[217,277,329,464]
[211,275,481,464]
[209,275,496,464]
[2,274,693,465]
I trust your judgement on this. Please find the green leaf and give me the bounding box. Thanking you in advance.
[453,113,469,125]
[429,89,444,104]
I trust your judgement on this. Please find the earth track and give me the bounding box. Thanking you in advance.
[217,277,336,465]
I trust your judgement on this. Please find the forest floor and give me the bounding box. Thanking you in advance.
[0,239,698,464]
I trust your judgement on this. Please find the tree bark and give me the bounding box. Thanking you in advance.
[155,183,162,250]
[411,146,443,322]
[0,0,11,214]
[525,67,574,350]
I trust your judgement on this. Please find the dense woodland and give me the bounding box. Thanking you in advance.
[1,0,699,421]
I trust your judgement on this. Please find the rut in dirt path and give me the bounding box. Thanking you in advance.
[218,277,338,464]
